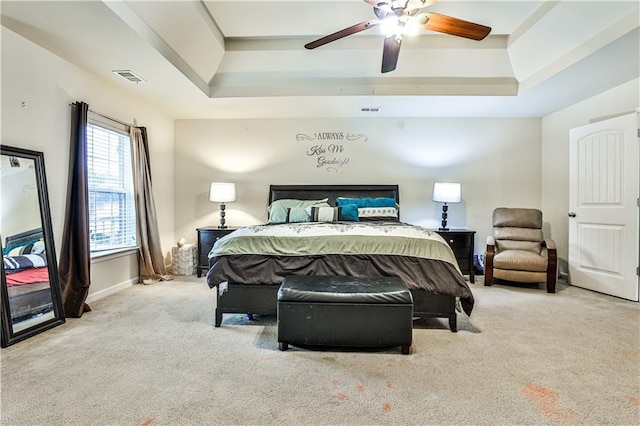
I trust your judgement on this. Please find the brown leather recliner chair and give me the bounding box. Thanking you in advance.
[484,208,557,293]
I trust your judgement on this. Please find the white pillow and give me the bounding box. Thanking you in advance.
[357,207,399,220]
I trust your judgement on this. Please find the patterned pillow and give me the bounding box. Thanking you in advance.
[309,205,359,222]
[358,207,399,221]
[267,198,328,223]
[3,253,47,272]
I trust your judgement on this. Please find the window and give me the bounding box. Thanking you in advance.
[87,112,137,252]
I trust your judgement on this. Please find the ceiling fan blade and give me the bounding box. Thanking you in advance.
[305,20,380,49]
[423,12,491,40]
[381,36,402,73]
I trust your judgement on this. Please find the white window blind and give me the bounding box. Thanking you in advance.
[87,112,137,252]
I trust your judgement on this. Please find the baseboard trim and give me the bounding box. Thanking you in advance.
[86,278,138,304]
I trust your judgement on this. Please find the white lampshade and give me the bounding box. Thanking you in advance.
[432,182,461,203]
[209,182,236,203]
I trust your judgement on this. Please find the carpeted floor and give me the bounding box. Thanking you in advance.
[0,276,638,425]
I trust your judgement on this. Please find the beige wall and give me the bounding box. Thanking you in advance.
[174,117,542,256]
[541,78,639,269]
[1,28,175,298]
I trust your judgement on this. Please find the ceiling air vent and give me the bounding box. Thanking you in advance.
[112,70,146,84]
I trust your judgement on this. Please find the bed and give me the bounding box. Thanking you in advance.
[206,184,474,331]
[2,228,54,322]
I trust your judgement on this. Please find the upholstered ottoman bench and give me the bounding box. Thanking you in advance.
[277,275,413,354]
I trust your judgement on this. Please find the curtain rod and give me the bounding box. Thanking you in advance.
[90,109,134,129]
[69,102,136,129]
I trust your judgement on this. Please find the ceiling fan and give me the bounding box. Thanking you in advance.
[304,0,491,73]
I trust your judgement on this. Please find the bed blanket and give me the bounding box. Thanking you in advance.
[207,222,474,315]
[209,222,460,270]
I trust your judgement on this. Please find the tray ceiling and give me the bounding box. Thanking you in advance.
[1,0,638,118]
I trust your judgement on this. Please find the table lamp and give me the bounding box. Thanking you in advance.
[432,182,461,231]
[209,182,236,229]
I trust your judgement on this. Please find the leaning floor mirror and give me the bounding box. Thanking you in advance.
[1,145,65,347]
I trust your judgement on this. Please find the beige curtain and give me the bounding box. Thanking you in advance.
[130,127,171,284]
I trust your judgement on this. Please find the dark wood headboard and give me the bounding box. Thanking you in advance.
[269,185,399,207]
[4,228,43,248]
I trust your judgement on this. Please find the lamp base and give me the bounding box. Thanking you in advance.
[218,203,227,229]
[440,203,449,231]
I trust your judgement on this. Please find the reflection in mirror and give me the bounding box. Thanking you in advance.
[1,145,65,347]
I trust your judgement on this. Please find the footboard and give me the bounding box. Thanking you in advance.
[410,290,457,332]
[215,283,457,332]
[214,283,280,327]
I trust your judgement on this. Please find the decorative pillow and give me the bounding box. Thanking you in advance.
[286,207,312,223]
[3,253,47,272]
[358,207,399,221]
[3,239,43,256]
[309,205,359,222]
[336,197,397,208]
[267,198,328,224]
[25,240,45,254]
[340,205,359,221]
[5,246,26,256]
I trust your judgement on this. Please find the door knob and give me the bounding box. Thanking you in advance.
[568,212,576,217]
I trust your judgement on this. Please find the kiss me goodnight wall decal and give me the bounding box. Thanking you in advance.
[296,132,368,172]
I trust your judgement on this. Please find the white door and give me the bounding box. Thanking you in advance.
[569,112,639,301]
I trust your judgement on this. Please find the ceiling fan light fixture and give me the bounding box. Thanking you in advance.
[380,14,420,39]
[380,16,401,38]
[403,16,421,36]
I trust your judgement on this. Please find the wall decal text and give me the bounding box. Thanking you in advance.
[296,131,367,172]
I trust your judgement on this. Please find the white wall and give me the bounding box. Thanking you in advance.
[1,28,175,298]
[541,78,639,267]
[175,117,542,256]
[0,162,41,239]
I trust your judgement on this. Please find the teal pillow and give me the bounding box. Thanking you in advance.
[336,197,396,208]
[340,204,359,221]
[267,198,328,223]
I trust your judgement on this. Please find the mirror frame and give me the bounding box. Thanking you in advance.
[1,145,65,347]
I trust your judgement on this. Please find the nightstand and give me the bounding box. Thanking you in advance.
[434,229,476,283]
[196,227,238,278]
